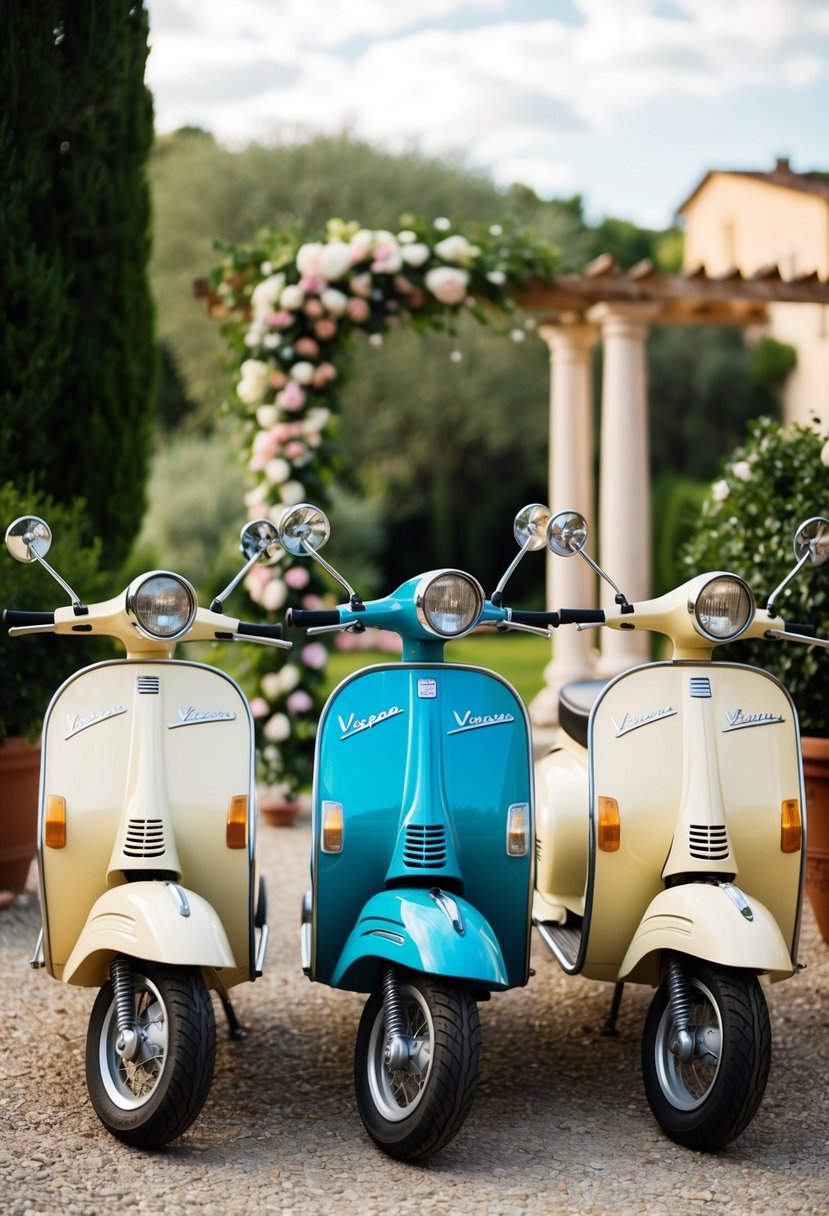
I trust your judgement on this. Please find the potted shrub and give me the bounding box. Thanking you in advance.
[0,482,110,901]
[681,416,829,940]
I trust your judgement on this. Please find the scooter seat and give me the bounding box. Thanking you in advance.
[558,679,608,748]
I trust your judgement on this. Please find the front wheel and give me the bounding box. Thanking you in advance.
[354,975,481,1161]
[642,959,771,1151]
[86,961,216,1148]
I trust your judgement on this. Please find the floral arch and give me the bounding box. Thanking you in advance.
[207,216,557,797]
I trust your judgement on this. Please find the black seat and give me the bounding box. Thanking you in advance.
[558,680,608,748]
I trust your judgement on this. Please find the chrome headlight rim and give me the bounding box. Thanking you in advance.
[415,569,485,639]
[689,573,755,643]
[127,571,198,642]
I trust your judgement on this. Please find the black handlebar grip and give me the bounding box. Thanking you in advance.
[782,621,817,638]
[285,608,341,627]
[557,608,606,625]
[509,610,562,628]
[236,621,284,640]
[4,609,56,628]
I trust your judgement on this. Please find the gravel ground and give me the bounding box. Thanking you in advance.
[1,811,827,1216]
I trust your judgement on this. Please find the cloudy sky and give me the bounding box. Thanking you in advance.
[144,0,829,229]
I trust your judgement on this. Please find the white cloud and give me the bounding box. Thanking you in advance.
[144,0,829,221]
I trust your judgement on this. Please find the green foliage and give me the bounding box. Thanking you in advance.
[0,3,156,567]
[0,482,113,742]
[647,328,786,481]
[681,417,829,736]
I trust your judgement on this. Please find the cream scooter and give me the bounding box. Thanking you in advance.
[532,510,829,1151]
[3,514,290,1147]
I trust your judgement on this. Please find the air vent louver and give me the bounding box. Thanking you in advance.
[690,677,712,698]
[403,824,447,868]
[123,818,165,857]
[688,823,730,860]
[137,676,160,695]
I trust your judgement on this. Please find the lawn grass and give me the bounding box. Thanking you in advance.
[322,630,552,706]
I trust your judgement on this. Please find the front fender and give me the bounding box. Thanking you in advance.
[619,883,795,986]
[62,881,236,986]
[330,888,509,993]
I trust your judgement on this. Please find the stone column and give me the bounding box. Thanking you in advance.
[588,303,657,675]
[530,320,598,727]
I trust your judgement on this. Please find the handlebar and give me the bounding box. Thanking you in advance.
[235,620,285,641]
[285,608,341,627]
[508,608,607,628]
[4,609,56,628]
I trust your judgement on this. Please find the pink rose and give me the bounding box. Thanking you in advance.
[287,690,314,714]
[284,440,308,461]
[346,297,370,324]
[295,336,320,358]
[269,370,287,389]
[284,565,310,590]
[299,273,326,295]
[314,317,338,341]
[277,380,307,411]
[249,697,269,718]
[267,310,295,329]
[304,298,324,319]
[424,266,469,305]
[301,642,328,670]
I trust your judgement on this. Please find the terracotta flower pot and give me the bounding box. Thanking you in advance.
[0,737,41,894]
[802,735,829,945]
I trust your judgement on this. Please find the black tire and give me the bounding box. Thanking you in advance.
[85,962,216,1148]
[641,959,771,1151]
[354,975,481,1161]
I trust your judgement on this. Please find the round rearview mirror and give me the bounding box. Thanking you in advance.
[513,504,551,552]
[277,503,331,557]
[5,516,52,564]
[794,516,829,568]
[547,510,589,558]
[241,519,281,566]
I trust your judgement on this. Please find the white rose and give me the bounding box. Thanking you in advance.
[280,284,305,311]
[400,243,430,268]
[265,458,291,485]
[319,241,353,281]
[236,359,269,405]
[251,273,285,313]
[278,664,301,694]
[397,229,417,244]
[289,361,315,385]
[263,712,291,743]
[731,460,752,481]
[262,578,287,612]
[424,266,470,306]
[434,234,473,264]
[304,407,331,432]
[280,480,306,505]
[256,405,278,428]
[320,287,348,316]
[712,479,730,502]
[350,272,373,298]
[296,242,323,277]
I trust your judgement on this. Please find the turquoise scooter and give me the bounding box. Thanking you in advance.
[278,503,575,1161]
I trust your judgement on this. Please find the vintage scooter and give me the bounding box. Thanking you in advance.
[276,501,567,1162]
[3,514,290,1147]
[531,509,829,1151]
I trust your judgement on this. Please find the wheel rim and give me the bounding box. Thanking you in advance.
[97,972,169,1110]
[653,975,723,1111]
[365,983,433,1122]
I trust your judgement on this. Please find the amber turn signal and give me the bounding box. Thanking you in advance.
[44,795,66,849]
[597,795,620,852]
[226,795,248,849]
[321,801,344,853]
[780,798,802,854]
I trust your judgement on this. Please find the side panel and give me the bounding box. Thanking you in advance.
[310,664,533,991]
[584,661,803,981]
[39,660,256,982]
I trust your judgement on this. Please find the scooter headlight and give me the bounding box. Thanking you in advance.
[416,570,485,638]
[128,572,197,641]
[691,574,755,642]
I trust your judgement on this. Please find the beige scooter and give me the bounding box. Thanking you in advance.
[3,515,290,1147]
[532,510,829,1151]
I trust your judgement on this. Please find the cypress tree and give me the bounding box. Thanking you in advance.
[0,2,155,567]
